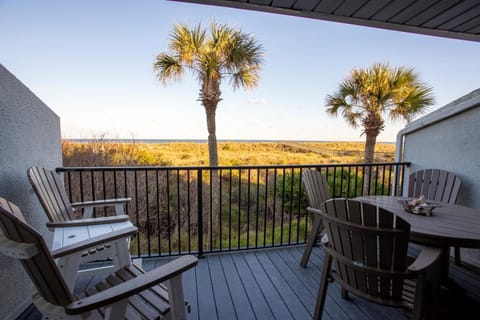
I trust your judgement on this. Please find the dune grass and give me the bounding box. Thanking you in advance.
[62,140,395,167]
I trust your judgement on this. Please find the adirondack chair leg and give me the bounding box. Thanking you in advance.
[113,238,131,270]
[57,253,82,292]
[300,213,323,267]
[454,247,461,265]
[167,274,187,320]
[104,299,128,320]
[341,287,348,299]
[313,253,332,320]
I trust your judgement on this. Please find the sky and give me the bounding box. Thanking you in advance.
[1,0,480,142]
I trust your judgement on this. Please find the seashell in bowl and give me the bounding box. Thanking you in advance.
[398,198,441,216]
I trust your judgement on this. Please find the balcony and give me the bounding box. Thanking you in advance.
[14,163,480,319]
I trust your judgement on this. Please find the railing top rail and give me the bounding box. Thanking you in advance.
[57,162,411,172]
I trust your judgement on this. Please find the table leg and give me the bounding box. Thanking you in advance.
[426,246,449,320]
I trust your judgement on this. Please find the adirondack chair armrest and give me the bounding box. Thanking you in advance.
[0,233,39,259]
[51,226,138,258]
[65,255,199,315]
[71,198,131,209]
[71,198,132,218]
[407,246,442,273]
[46,215,130,228]
[307,207,323,215]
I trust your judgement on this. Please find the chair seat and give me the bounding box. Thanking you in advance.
[75,263,189,320]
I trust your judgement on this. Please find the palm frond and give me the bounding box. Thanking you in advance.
[325,62,434,130]
[153,53,184,84]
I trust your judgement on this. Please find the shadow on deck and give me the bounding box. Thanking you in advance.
[19,245,480,319]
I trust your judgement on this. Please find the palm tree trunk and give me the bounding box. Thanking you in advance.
[363,133,377,195]
[204,105,220,248]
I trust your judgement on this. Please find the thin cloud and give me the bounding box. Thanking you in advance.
[247,98,268,105]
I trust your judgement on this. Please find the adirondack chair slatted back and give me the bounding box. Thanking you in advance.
[302,169,330,209]
[408,169,462,204]
[0,197,73,306]
[28,166,75,222]
[320,199,411,304]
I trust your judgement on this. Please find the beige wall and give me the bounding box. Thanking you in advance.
[0,64,62,318]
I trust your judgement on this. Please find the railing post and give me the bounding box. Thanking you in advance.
[197,169,203,257]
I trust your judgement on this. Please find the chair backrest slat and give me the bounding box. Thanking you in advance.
[302,169,330,209]
[28,166,75,222]
[0,198,73,306]
[408,169,461,204]
[320,199,410,303]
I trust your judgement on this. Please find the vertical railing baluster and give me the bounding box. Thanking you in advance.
[399,163,403,196]
[280,168,286,245]
[187,170,191,253]
[287,168,293,244]
[296,168,302,244]
[79,171,84,203]
[102,170,106,216]
[113,169,118,199]
[339,166,344,197]
[209,168,213,252]
[263,168,268,247]
[134,170,140,257]
[177,169,181,255]
[247,168,251,249]
[347,166,352,198]
[255,168,260,249]
[67,171,73,202]
[197,169,203,257]
[237,168,242,249]
[156,169,161,255]
[381,165,386,194]
[145,170,151,256]
[332,166,337,197]
[272,168,277,246]
[219,169,223,251]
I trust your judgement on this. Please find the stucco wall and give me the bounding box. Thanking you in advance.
[402,90,480,266]
[0,64,62,318]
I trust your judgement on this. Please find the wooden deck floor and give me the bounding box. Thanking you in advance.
[19,245,480,319]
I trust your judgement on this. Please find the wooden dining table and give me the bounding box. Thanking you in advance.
[355,196,480,251]
[355,195,480,318]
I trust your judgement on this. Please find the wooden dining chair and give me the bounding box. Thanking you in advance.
[408,169,462,204]
[311,198,442,320]
[300,169,330,267]
[408,169,463,264]
[0,197,198,320]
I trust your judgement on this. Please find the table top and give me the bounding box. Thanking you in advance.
[355,196,480,248]
[51,220,134,251]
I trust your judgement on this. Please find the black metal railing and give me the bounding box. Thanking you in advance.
[57,162,409,258]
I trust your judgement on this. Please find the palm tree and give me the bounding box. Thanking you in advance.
[153,22,263,166]
[325,63,434,194]
[326,62,434,164]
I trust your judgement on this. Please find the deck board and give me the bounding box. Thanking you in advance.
[18,245,480,320]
